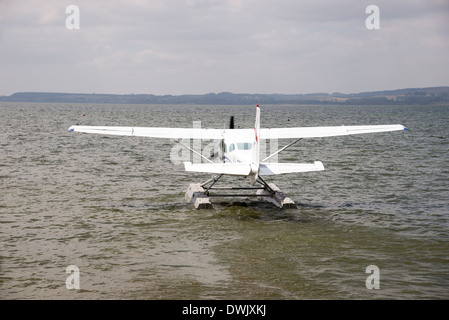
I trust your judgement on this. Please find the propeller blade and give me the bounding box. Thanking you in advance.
[229,116,235,129]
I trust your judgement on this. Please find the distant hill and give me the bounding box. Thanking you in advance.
[1,87,448,105]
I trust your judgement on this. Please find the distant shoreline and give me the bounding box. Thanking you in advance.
[1,86,448,105]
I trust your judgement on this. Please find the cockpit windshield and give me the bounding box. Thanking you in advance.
[236,142,252,150]
[226,142,252,153]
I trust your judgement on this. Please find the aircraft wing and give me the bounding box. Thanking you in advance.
[68,125,226,140]
[260,124,407,139]
[69,124,407,140]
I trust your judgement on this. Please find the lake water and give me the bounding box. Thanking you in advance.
[0,102,448,299]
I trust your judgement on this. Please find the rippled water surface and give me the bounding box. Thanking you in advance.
[1,103,448,299]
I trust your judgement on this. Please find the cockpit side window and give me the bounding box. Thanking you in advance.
[229,143,235,152]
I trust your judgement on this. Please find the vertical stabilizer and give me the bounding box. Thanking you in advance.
[254,105,261,165]
[247,105,261,185]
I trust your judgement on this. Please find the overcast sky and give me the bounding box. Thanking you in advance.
[0,0,448,96]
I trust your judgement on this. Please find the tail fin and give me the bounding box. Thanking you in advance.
[254,105,260,166]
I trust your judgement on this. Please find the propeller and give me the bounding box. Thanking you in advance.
[210,116,234,160]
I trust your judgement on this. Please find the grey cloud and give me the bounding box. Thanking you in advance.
[0,0,448,95]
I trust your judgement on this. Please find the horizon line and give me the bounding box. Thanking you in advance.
[2,85,449,97]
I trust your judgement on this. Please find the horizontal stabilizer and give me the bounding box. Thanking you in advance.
[259,161,325,175]
[184,162,252,176]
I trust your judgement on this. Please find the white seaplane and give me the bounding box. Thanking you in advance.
[68,105,407,208]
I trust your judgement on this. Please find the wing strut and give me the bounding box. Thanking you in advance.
[262,138,303,162]
[174,139,215,164]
